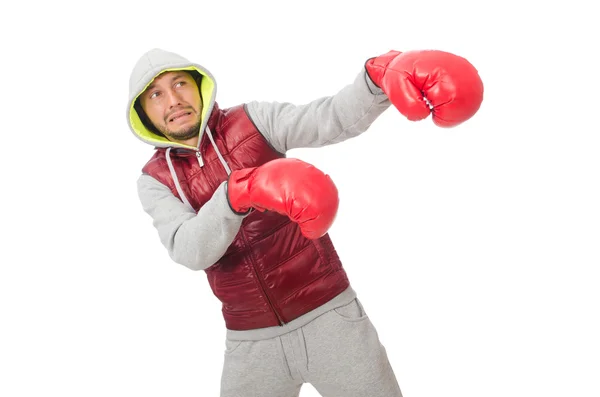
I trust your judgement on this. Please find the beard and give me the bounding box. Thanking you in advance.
[158,118,201,141]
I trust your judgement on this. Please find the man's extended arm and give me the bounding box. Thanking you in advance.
[245,70,391,154]
[137,174,247,271]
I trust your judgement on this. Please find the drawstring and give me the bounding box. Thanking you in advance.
[206,126,231,175]
[166,147,194,212]
[166,126,232,212]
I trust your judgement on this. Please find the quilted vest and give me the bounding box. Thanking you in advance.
[142,102,350,330]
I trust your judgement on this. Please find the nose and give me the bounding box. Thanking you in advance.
[165,89,182,109]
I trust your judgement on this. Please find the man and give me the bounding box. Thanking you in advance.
[126,48,483,397]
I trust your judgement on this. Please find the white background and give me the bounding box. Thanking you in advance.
[1,0,598,396]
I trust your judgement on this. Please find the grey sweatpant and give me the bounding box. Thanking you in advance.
[220,298,403,397]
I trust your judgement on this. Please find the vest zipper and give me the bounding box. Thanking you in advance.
[239,229,285,326]
[196,150,204,167]
[250,264,285,326]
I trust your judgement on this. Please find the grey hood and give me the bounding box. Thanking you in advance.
[126,48,218,150]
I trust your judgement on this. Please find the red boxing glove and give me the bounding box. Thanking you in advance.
[365,50,484,127]
[227,158,339,239]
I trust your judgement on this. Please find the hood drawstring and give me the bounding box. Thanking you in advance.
[205,126,231,175]
[166,126,232,212]
[165,147,194,212]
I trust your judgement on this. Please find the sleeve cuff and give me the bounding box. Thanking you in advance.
[221,181,252,217]
[364,70,385,95]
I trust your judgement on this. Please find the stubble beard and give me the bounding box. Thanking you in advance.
[159,118,201,142]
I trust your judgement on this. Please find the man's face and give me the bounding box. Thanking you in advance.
[139,71,203,142]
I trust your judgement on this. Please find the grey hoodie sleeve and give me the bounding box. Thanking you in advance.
[137,174,247,271]
[245,70,391,154]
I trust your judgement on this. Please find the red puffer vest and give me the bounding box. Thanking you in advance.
[142,102,350,330]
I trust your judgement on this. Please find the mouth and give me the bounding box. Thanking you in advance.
[168,110,194,123]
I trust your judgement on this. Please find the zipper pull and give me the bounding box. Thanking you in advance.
[196,150,204,167]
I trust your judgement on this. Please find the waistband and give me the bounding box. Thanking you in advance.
[225,286,357,341]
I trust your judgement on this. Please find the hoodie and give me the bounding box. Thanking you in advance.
[126,48,391,338]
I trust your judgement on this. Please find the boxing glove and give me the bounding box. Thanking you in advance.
[365,49,484,127]
[227,158,339,239]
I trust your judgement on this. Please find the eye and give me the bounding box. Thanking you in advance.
[175,81,186,88]
[149,91,161,99]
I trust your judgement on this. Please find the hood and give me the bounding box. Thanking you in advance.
[126,48,217,150]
